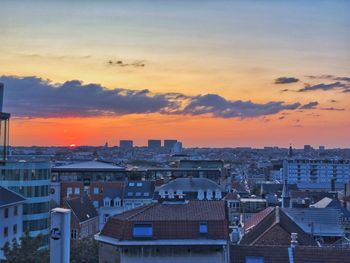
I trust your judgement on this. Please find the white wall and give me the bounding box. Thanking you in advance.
[0,204,23,260]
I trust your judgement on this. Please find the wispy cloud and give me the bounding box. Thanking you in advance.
[274,77,299,84]
[107,60,146,68]
[298,82,349,93]
[0,75,320,119]
[300,101,318,109]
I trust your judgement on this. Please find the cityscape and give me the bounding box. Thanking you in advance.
[1,1,350,263]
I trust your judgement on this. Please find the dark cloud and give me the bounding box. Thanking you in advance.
[107,60,145,68]
[0,75,316,119]
[321,107,345,111]
[179,94,301,118]
[300,101,318,110]
[275,77,299,84]
[307,75,350,82]
[298,82,348,92]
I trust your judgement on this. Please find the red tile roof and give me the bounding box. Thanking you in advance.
[101,200,229,240]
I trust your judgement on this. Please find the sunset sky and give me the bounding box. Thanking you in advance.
[1,0,349,147]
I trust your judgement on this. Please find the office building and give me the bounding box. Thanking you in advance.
[163,139,177,150]
[119,140,133,149]
[148,139,161,149]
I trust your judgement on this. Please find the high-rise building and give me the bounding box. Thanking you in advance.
[283,159,350,184]
[148,139,161,149]
[304,145,313,152]
[119,140,133,149]
[0,84,51,246]
[164,139,177,150]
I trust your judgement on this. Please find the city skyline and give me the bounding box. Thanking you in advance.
[1,0,349,147]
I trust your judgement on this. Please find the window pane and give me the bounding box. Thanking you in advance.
[133,224,153,237]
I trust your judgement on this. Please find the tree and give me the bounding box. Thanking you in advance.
[1,231,49,263]
[70,238,98,263]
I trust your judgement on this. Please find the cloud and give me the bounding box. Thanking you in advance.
[0,75,317,119]
[298,82,348,92]
[107,60,145,68]
[274,77,299,84]
[179,94,301,118]
[321,107,345,111]
[300,101,318,110]
[307,75,350,82]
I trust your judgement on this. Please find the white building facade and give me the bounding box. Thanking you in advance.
[284,159,350,184]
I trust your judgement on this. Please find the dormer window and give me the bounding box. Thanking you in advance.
[168,189,174,199]
[215,189,222,199]
[103,197,111,207]
[197,190,204,200]
[159,190,166,198]
[114,198,121,207]
[176,190,183,199]
[199,222,208,234]
[206,189,213,200]
[133,223,153,238]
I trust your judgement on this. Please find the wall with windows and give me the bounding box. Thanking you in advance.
[0,203,23,260]
[0,161,51,246]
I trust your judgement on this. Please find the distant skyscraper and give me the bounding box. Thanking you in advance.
[164,140,177,150]
[319,146,325,151]
[0,83,10,161]
[148,139,161,149]
[288,144,293,158]
[171,141,183,154]
[119,140,133,149]
[303,145,313,152]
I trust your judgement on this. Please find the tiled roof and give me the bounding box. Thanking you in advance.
[0,186,25,207]
[101,200,228,240]
[65,195,98,223]
[241,207,316,246]
[116,200,226,221]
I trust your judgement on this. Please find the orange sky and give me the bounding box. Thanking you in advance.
[1,1,350,147]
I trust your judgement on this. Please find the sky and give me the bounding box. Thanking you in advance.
[0,0,349,147]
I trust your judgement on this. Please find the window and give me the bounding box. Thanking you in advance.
[206,190,213,200]
[199,222,208,234]
[14,206,18,216]
[129,182,135,187]
[93,201,99,208]
[197,190,204,200]
[114,198,121,207]
[13,224,17,235]
[215,190,222,199]
[104,214,110,223]
[74,187,80,195]
[143,192,150,197]
[4,207,9,218]
[71,229,78,240]
[135,192,141,197]
[245,256,264,263]
[67,187,72,196]
[93,187,99,195]
[103,198,110,207]
[4,227,8,238]
[127,192,133,197]
[133,224,153,238]
[136,182,143,187]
